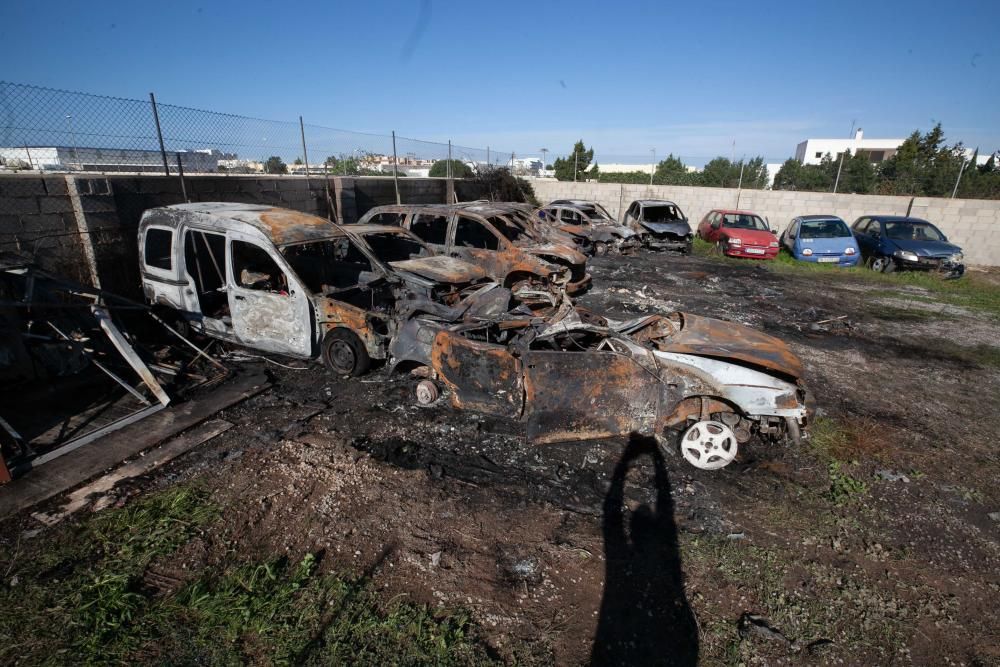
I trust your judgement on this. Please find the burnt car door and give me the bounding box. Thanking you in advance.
[430,329,524,417]
[520,349,666,444]
[406,212,450,253]
[447,214,508,275]
[226,233,312,357]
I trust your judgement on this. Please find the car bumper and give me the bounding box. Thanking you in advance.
[723,246,779,260]
[896,257,965,278]
[566,273,592,295]
[645,236,692,252]
[799,254,860,267]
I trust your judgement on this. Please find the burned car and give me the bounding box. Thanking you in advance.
[536,200,640,255]
[622,199,694,253]
[389,286,810,470]
[139,203,488,375]
[356,203,592,297]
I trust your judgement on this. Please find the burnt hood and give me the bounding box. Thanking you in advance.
[656,312,803,379]
[388,256,487,284]
[641,220,691,235]
[523,243,587,265]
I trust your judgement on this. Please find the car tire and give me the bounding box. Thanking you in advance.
[594,241,608,256]
[321,329,370,376]
[713,241,724,256]
[869,255,893,273]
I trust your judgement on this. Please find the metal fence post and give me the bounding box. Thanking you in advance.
[176,152,189,203]
[391,130,401,205]
[951,159,968,198]
[149,93,170,176]
[486,146,490,167]
[299,116,312,190]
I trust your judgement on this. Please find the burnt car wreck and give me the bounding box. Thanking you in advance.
[389,285,810,470]
[536,200,640,256]
[140,203,490,376]
[622,199,694,253]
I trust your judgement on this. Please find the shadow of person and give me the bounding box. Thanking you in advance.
[591,434,699,666]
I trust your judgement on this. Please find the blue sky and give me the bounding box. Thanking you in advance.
[2,0,998,165]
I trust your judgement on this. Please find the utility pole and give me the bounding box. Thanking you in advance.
[574,150,578,182]
[540,148,548,175]
[833,120,857,194]
[650,148,656,185]
[65,115,79,171]
[391,131,401,205]
[951,158,969,198]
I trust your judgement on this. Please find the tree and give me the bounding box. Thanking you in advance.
[839,150,876,194]
[293,157,303,165]
[552,140,595,181]
[322,152,382,176]
[653,154,693,185]
[264,156,287,174]
[429,159,472,178]
[877,124,966,196]
[697,156,768,189]
[470,165,538,205]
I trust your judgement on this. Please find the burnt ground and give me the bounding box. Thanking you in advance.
[4,251,1000,665]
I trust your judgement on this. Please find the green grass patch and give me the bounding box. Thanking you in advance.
[0,486,499,666]
[827,461,869,506]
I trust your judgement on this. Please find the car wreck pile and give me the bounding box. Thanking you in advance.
[137,201,812,471]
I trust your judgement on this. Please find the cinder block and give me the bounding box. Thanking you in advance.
[0,178,47,197]
[23,213,69,233]
[43,178,69,196]
[39,196,74,214]
[80,197,117,213]
[0,197,39,215]
[0,215,22,234]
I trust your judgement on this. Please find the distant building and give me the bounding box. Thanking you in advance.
[598,163,701,174]
[0,146,220,172]
[795,129,905,165]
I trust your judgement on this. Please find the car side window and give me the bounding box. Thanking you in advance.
[788,221,798,239]
[867,220,881,236]
[144,227,173,271]
[409,214,449,245]
[454,216,500,250]
[559,208,582,223]
[231,240,288,293]
[368,212,405,226]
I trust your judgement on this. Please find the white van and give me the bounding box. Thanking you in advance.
[138,203,487,375]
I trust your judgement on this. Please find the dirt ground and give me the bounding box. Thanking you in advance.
[6,251,1000,665]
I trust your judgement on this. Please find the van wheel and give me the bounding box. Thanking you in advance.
[322,329,370,376]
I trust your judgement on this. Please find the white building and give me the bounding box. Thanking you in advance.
[795,129,905,165]
[0,146,220,172]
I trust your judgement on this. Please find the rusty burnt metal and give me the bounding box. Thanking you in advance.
[139,203,491,375]
[390,285,810,455]
[355,202,592,298]
[535,200,641,256]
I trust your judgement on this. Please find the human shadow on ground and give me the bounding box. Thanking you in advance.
[591,434,699,666]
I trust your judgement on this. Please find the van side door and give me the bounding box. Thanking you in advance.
[226,232,313,358]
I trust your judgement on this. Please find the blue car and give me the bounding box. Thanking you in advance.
[779,215,860,266]
[850,216,965,278]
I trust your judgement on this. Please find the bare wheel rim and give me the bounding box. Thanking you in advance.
[415,379,439,406]
[870,256,889,272]
[680,420,738,470]
[328,340,356,373]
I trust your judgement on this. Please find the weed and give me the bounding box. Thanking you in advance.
[0,486,501,665]
[828,462,869,505]
[809,416,893,465]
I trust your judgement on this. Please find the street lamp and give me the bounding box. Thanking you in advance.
[540,148,548,176]
[650,148,656,185]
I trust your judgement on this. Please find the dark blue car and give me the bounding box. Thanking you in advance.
[779,215,860,266]
[850,216,965,278]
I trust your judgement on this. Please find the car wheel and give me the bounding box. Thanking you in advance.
[869,255,893,273]
[321,329,371,376]
[713,241,724,256]
[594,241,608,256]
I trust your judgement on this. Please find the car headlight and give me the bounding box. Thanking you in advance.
[893,250,919,262]
[769,241,779,248]
[845,247,856,255]
[802,248,813,256]
[950,252,963,263]
[727,237,742,246]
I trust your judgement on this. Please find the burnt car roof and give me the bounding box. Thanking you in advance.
[635,199,680,206]
[365,202,532,217]
[148,203,405,246]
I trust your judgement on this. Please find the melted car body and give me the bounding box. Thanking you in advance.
[622,200,693,253]
[356,203,592,296]
[138,203,487,374]
[536,200,640,256]
[390,285,810,466]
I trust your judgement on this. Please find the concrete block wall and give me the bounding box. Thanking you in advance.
[529,179,1000,267]
[0,173,487,295]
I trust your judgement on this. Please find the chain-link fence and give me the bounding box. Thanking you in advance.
[0,81,513,177]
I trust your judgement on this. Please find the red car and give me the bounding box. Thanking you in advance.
[697,209,779,259]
